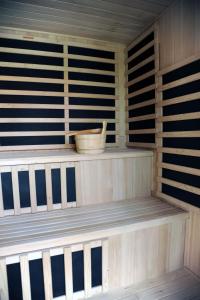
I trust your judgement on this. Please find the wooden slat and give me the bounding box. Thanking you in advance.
[11,167,20,215]
[0,259,9,300]
[159,162,200,177]
[128,55,155,75]
[0,176,4,218]
[68,67,115,76]
[45,164,53,211]
[0,61,65,71]
[0,103,66,109]
[0,46,65,58]
[0,118,65,123]
[158,177,200,196]
[69,105,116,111]
[102,239,109,293]
[29,165,37,213]
[42,251,53,300]
[69,118,117,123]
[60,163,67,209]
[0,144,72,152]
[68,53,116,63]
[0,75,65,84]
[127,26,154,52]
[127,99,155,110]
[128,84,155,98]
[158,92,200,107]
[127,70,155,87]
[68,92,117,99]
[68,79,116,88]
[127,142,155,148]
[64,247,73,300]
[158,147,200,157]
[158,112,200,122]
[128,114,156,122]
[0,131,66,137]
[84,243,92,297]
[127,40,154,64]
[20,255,31,300]
[0,90,65,97]
[158,131,200,138]
[160,72,200,91]
[128,129,156,134]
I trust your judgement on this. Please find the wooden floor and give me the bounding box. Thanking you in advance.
[0,196,187,256]
[90,269,200,300]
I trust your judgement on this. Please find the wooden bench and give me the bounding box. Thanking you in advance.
[0,197,188,300]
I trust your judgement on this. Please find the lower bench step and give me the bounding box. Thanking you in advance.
[90,268,200,300]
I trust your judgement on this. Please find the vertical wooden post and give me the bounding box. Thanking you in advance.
[102,239,109,293]
[0,259,9,300]
[11,167,20,215]
[0,174,4,217]
[29,165,37,213]
[45,164,53,211]
[84,243,91,297]
[42,251,53,300]
[20,255,32,300]
[64,247,73,300]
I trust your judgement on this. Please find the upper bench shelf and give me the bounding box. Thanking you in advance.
[0,148,153,166]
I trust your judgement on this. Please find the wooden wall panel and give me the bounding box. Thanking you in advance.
[0,29,125,151]
[78,156,153,206]
[158,0,200,69]
[108,220,185,289]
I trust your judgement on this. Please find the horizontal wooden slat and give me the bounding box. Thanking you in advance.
[128,129,156,134]
[127,40,154,64]
[158,147,200,157]
[0,75,65,84]
[0,46,65,58]
[127,99,155,111]
[68,92,117,99]
[127,26,154,52]
[0,144,72,152]
[0,103,66,109]
[0,118,65,123]
[159,162,200,177]
[69,105,116,111]
[128,113,156,122]
[127,55,155,75]
[128,84,155,98]
[69,118,117,123]
[127,69,155,87]
[68,67,116,76]
[158,131,200,138]
[127,142,155,148]
[158,177,200,196]
[158,92,200,107]
[158,112,200,122]
[68,79,116,88]
[0,90,65,97]
[0,61,65,71]
[68,53,116,63]
[160,72,200,91]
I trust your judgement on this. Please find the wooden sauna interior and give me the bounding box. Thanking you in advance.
[0,0,200,299]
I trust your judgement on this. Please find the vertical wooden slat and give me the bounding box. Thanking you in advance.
[84,243,91,297]
[61,163,67,209]
[0,173,4,217]
[42,251,53,300]
[29,165,37,213]
[102,239,109,293]
[64,247,73,300]
[154,22,163,197]
[20,255,31,300]
[0,259,9,300]
[45,164,53,211]
[11,167,21,215]
[74,162,81,207]
[64,43,69,146]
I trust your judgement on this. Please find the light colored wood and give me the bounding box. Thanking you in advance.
[84,243,92,297]
[127,99,155,110]
[0,197,187,257]
[102,239,109,292]
[127,40,154,64]
[158,0,200,69]
[128,114,156,122]
[127,55,155,75]
[0,259,9,300]
[158,112,200,122]
[128,84,155,99]
[64,247,73,300]
[29,165,37,213]
[45,164,53,211]
[158,177,200,196]
[11,167,21,215]
[20,255,31,300]
[0,1,172,44]
[42,251,53,300]
[89,269,200,300]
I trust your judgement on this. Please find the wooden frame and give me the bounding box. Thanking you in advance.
[0,28,125,151]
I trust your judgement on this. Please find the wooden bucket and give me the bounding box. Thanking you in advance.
[75,121,107,154]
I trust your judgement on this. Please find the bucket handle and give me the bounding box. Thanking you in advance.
[101,121,107,136]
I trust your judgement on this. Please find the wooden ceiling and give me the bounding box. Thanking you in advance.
[0,0,173,44]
